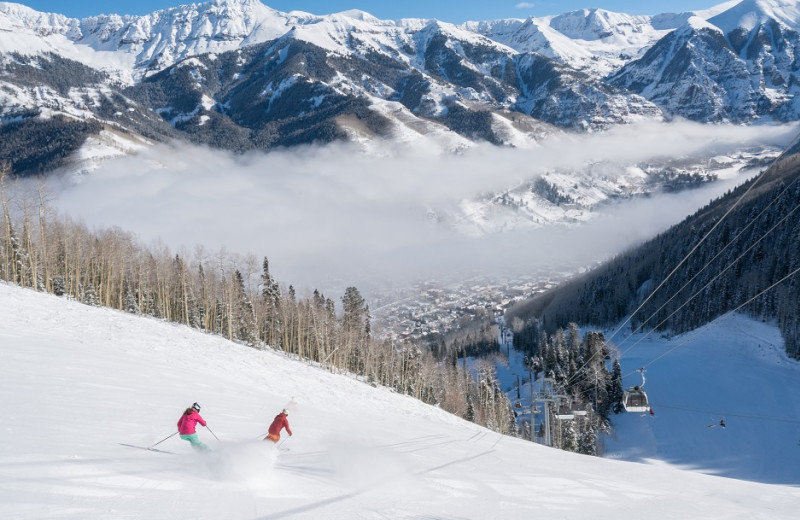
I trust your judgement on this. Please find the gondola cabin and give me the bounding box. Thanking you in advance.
[622,386,650,413]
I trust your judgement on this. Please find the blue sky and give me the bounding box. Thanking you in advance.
[16,1,727,23]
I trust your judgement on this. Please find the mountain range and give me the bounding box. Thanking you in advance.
[2,0,800,235]
[2,0,800,159]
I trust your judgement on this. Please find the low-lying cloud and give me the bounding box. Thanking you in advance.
[48,120,798,296]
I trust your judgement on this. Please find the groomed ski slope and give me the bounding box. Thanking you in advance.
[1,282,798,520]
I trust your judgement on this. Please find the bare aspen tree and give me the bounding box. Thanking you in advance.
[136,250,147,315]
[16,190,37,289]
[1,162,17,283]
[213,249,231,340]
[115,230,137,311]
[280,284,296,353]
[35,180,56,293]
[173,254,189,324]
[67,221,81,298]
[242,253,259,340]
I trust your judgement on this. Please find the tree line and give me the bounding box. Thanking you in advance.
[0,164,515,436]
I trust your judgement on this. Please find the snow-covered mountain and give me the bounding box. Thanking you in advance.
[4,0,800,173]
[3,0,800,237]
[466,10,678,78]
[0,0,303,78]
[610,0,800,122]
[1,281,799,518]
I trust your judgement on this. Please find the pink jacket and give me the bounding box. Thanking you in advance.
[177,410,207,435]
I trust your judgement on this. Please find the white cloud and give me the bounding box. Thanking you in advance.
[516,2,536,9]
[43,121,798,296]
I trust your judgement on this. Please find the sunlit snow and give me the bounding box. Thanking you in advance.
[1,282,798,519]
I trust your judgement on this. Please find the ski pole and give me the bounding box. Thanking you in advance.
[150,431,178,448]
[206,425,220,441]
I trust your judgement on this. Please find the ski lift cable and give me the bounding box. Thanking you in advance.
[614,174,800,355]
[603,131,800,349]
[621,264,800,377]
[614,197,800,362]
[653,403,800,425]
[563,135,800,390]
[564,247,800,392]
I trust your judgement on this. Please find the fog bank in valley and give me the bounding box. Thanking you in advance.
[49,121,798,295]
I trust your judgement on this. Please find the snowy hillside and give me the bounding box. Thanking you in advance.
[708,0,800,33]
[602,314,800,484]
[1,281,799,519]
[490,313,800,485]
[466,9,675,78]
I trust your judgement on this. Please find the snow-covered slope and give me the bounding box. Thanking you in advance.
[603,314,800,484]
[708,0,800,33]
[466,9,676,78]
[490,312,800,485]
[1,281,799,519]
[611,0,800,123]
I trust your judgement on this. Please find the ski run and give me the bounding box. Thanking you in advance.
[1,282,799,519]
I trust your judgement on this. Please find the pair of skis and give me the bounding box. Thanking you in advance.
[120,437,292,454]
[118,443,175,454]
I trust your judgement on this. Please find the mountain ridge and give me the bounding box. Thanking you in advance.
[4,0,800,155]
[3,1,798,240]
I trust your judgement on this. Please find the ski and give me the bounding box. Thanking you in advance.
[119,443,175,454]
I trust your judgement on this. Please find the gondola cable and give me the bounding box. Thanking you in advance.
[614,173,800,354]
[651,403,800,425]
[622,263,800,377]
[613,197,800,363]
[562,135,800,391]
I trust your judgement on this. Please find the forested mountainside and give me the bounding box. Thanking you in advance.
[507,142,800,358]
[0,116,102,175]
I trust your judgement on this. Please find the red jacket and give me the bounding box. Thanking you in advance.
[268,413,292,436]
[177,410,207,435]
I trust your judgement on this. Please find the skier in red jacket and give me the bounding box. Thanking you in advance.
[264,409,292,443]
[177,402,209,452]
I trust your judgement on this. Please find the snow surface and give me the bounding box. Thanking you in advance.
[488,314,800,486]
[603,315,800,484]
[1,281,799,519]
[708,0,800,34]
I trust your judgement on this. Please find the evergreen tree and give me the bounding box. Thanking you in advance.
[342,286,369,337]
[608,359,624,414]
[259,257,281,347]
[82,282,99,306]
[123,283,139,314]
[578,422,597,455]
[562,419,579,452]
[232,269,256,344]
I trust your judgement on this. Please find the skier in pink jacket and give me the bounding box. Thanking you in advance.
[177,402,209,452]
